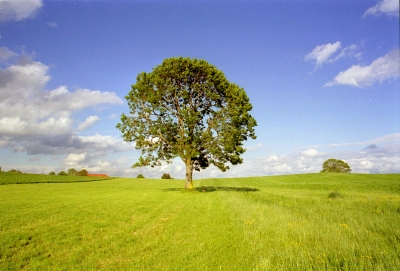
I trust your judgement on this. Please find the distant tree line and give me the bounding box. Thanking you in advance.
[49,168,88,176]
[5,169,23,174]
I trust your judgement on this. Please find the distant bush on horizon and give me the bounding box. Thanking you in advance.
[161,173,172,179]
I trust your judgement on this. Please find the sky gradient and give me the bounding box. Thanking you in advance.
[0,0,399,178]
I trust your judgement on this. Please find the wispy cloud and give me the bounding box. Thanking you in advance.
[47,22,57,27]
[305,42,360,72]
[0,0,43,22]
[305,41,341,70]
[324,49,400,87]
[0,47,18,63]
[78,116,100,131]
[363,0,399,17]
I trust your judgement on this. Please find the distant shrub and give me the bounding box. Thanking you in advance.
[49,172,56,175]
[57,171,67,176]
[161,173,172,179]
[328,192,343,199]
[321,158,351,173]
[77,169,88,176]
[8,169,22,174]
[137,174,145,178]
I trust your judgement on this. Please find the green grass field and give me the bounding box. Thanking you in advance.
[0,173,399,270]
[0,172,114,185]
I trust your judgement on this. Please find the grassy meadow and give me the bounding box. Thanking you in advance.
[0,173,399,270]
[0,172,114,185]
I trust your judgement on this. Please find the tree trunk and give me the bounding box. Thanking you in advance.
[185,159,193,189]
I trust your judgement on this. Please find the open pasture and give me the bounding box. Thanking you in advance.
[0,173,399,270]
[0,172,113,185]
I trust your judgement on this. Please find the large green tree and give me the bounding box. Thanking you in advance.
[117,57,257,189]
[320,158,351,173]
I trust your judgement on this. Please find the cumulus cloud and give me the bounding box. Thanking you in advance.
[64,152,88,167]
[4,132,399,177]
[0,0,42,22]
[363,0,399,17]
[0,116,72,136]
[0,47,18,63]
[0,47,128,164]
[305,42,361,72]
[324,49,400,87]
[78,116,100,131]
[2,133,135,157]
[302,148,319,157]
[189,133,400,178]
[363,144,378,151]
[0,49,123,138]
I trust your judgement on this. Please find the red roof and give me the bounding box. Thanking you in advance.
[87,174,109,177]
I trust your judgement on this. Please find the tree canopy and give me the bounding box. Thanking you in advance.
[117,57,257,189]
[321,158,351,173]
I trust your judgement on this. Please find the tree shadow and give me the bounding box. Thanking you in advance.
[163,186,259,193]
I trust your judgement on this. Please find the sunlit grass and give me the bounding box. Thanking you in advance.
[0,172,113,185]
[0,173,399,270]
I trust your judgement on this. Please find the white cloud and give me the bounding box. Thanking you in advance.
[3,132,399,177]
[78,134,135,153]
[363,0,399,17]
[0,116,72,136]
[246,143,264,152]
[0,49,123,137]
[0,0,42,22]
[0,47,128,164]
[324,49,400,87]
[189,133,400,178]
[64,152,88,167]
[78,116,100,131]
[305,41,341,69]
[305,42,360,72]
[47,22,57,27]
[0,47,18,63]
[302,148,319,157]
[359,160,373,169]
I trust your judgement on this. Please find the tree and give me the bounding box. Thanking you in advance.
[137,174,145,178]
[49,171,56,175]
[321,158,351,173]
[57,171,67,176]
[77,169,88,176]
[68,168,77,176]
[117,57,257,189]
[161,173,172,179]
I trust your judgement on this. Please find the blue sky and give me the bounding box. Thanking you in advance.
[0,0,399,178]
